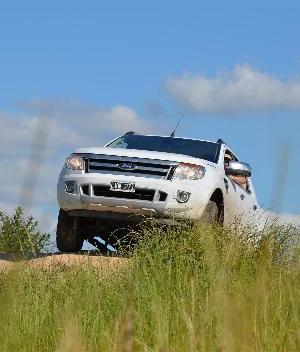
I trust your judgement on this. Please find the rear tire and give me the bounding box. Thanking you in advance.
[201,200,223,224]
[56,209,84,252]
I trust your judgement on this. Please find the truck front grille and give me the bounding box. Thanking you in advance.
[83,154,176,179]
[92,185,155,201]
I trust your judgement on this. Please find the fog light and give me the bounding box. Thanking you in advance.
[176,190,191,203]
[65,181,77,194]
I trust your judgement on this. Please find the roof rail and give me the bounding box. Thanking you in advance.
[217,138,226,145]
[125,131,135,135]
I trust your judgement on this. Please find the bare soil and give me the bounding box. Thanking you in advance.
[0,253,127,272]
[0,259,13,271]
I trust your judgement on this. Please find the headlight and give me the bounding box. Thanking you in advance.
[65,155,85,170]
[172,163,206,180]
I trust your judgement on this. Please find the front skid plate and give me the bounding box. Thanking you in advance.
[68,209,182,226]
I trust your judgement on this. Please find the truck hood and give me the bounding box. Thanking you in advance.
[75,147,216,167]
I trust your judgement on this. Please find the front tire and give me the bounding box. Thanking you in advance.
[201,200,223,224]
[56,210,84,252]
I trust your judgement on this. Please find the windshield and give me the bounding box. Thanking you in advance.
[107,135,220,163]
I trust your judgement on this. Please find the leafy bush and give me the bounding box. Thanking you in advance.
[0,207,50,253]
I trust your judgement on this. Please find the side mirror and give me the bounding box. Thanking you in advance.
[226,161,252,177]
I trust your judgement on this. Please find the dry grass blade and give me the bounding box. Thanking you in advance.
[56,321,85,352]
[117,306,135,352]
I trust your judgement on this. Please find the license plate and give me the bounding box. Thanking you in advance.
[110,181,135,192]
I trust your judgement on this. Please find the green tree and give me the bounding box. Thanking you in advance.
[0,207,50,253]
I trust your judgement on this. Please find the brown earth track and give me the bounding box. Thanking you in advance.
[0,253,127,272]
[0,259,13,271]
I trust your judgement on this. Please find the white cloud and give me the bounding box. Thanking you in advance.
[0,113,78,158]
[166,65,300,114]
[20,98,152,141]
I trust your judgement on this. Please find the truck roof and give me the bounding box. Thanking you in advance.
[123,131,227,146]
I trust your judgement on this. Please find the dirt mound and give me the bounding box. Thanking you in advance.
[0,259,13,272]
[0,254,127,272]
[29,254,126,270]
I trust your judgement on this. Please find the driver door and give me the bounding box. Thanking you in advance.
[238,178,259,224]
[223,149,258,224]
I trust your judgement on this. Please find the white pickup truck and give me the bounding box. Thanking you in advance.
[56,132,259,252]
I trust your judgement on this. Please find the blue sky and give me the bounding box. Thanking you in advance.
[1,1,300,230]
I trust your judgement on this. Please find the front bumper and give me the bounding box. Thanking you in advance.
[57,172,208,221]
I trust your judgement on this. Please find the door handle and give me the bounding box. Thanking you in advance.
[240,194,245,200]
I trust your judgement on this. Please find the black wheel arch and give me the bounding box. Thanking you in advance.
[209,188,224,224]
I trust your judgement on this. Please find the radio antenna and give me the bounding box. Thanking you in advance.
[170,115,184,137]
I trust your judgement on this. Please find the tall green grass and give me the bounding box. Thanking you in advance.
[0,223,299,351]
